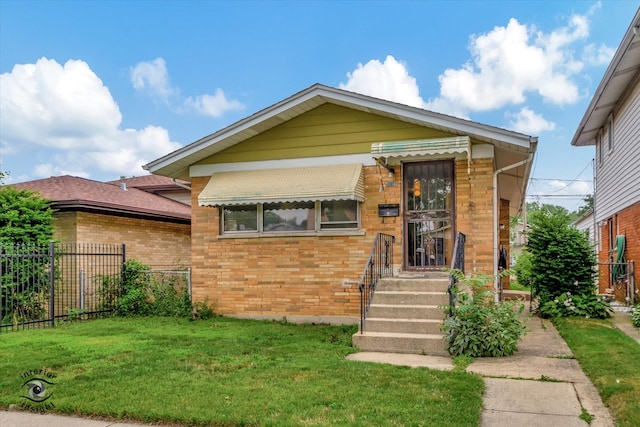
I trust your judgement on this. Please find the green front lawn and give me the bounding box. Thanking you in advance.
[555,317,640,427]
[0,317,483,426]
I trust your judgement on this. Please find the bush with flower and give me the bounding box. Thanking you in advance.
[539,291,612,319]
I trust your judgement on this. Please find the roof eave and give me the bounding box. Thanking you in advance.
[145,84,536,179]
[571,8,640,147]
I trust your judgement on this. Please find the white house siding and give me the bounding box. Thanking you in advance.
[595,77,640,223]
[573,212,596,245]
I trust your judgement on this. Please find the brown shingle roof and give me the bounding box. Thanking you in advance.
[10,176,190,223]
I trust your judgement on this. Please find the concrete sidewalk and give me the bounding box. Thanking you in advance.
[349,315,617,427]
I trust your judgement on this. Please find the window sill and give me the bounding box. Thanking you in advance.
[217,230,366,239]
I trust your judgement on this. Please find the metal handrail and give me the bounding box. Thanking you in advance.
[358,233,395,333]
[446,232,466,315]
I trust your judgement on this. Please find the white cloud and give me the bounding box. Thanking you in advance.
[506,107,555,134]
[0,57,181,179]
[131,57,245,118]
[425,10,608,117]
[130,57,176,102]
[582,43,615,66]
[546,179,591,196]
[339,55,427,108]
[184,89,245,118]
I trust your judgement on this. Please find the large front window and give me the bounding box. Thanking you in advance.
[222,200,359,235]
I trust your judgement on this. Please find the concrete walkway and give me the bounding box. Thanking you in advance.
[349,314,622,427]
[2,313,637,427]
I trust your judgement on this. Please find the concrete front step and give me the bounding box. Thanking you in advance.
[367,304,444,319]
[374,291,449,306]
[377,277,449,292]
[352,331,448,356]
[364,317,442,334]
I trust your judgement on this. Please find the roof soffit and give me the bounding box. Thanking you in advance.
[144,84,535,178]
[572,8,640,147]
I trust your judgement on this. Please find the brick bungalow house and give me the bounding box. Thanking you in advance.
[11,175,191,269]
[571,8,640,305]
[145,84,537,324]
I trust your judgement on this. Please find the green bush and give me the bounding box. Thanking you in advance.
[632,305,640,328]
[513,250,533,290]
[526,210,597,308]
[539,292,612,319]
[442,270,526,357]
[114,259,206,319]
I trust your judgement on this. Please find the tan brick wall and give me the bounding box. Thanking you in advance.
[597,201,640,302]
[54,211,191,269]
[191,160,497,318]
[191,165,403,318]
[455,158,495,275]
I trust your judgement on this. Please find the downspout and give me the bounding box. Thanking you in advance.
[493,139,537,302]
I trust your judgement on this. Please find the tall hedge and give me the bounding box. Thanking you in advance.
[526,210,596,303]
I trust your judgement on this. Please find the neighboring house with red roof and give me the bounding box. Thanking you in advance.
[108,175,191,206]
[10,175,191,269]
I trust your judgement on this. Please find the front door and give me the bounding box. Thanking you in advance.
[404,160,455,270]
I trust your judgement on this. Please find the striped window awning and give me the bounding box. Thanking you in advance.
[371,136,470,165]
[198,163,365,206]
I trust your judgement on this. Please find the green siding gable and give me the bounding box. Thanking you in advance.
[195,104,454,165]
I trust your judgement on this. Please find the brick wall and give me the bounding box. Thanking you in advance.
[597,201,640,302]
[54,211,191,269]
[455,158,495,275]
[191,160,497,320]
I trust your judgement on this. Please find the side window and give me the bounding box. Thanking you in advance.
[597,129,603,166]
[223,205,258,232]
[320,200,359,229]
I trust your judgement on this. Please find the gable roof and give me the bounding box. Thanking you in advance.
[571,8,640,147]
[10,175,191,223]
[144,84,537,181]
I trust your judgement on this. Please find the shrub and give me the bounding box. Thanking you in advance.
[442,270,526,357]
[526,210,597,308]
[632,305,640,328]
[513,250,533,290]
[539,292,612,319]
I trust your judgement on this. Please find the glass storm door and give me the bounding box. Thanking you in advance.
[404,161,454,270]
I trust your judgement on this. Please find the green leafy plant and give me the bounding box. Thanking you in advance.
[192,297,215,320]
[526,210,597,310]
[66,307,87,322]
[632,305,640,328]
[513,250,533,290]
[0,187,55,324]
[539,292,612,319]
[442,269,526,357]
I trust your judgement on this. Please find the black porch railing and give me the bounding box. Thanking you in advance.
[358,233,395,333]
[446,232,466,314]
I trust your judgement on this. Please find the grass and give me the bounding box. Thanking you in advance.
[0,316,484,426]
[554,317,640,427]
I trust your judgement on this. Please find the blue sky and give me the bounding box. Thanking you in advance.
[1,0,637,211]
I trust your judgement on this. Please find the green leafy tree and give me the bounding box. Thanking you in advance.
[0,186,55,323]
[0,186,54,245]
[526,209,598,315]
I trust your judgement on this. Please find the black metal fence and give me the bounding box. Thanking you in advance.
[1,242,125,332]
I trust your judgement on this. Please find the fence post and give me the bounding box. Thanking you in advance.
[80,269,85,310]
[49,241,55,328]
[121,243,126,295]
[187,267,192,300]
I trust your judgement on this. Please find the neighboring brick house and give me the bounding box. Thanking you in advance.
[10,175,191,269]
[571,8,639,305]
[145,84,537,323]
